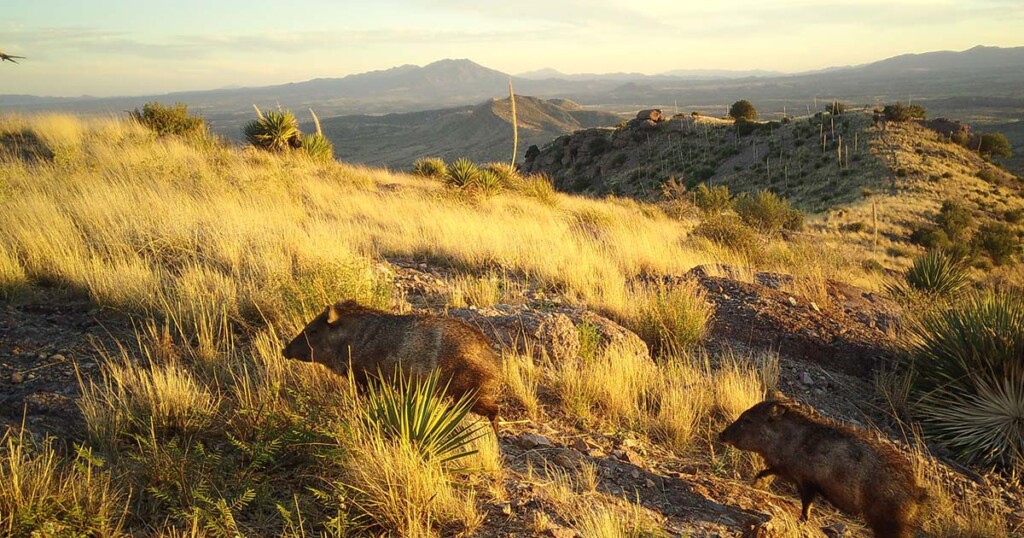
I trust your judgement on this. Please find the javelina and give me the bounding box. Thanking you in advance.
[718,399,925,538]
[282,300,501,431]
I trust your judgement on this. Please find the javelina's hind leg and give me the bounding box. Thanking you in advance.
[472,399,500,436]
[752,467,776,483]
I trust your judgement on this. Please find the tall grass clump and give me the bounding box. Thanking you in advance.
[1,430,127,537]
[626,279,713,355]
[907,292,1024,468]
[412,157,447,178]
[885,250,970,301]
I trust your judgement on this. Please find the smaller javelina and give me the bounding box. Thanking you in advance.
[282,300,501,431]
[718,399,925,538]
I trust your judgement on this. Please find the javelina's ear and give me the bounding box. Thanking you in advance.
[767,402,787,420]
[327,304,341,324]
[766,388,787,402]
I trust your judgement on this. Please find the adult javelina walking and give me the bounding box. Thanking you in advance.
[282,300,501,431]
[718,399,925,538]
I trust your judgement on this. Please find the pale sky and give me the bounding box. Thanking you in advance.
[2,0,1022,97]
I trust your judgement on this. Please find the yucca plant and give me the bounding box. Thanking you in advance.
[411,157,447,178]
[243,105,300,152]
[444,158,481,190]
[300,108,334,162]
[474,170,504,197]
[484,162,520,186]
[361,370,485,464]
[907,292,1024,467]
[886,250,970,300]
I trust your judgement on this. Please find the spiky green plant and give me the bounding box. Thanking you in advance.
[300,133,334,162]
[243,106,300,152]
[411,157,447,178]
[484,162,520,186]
[475,170,504,197]
[361,370,485,464]
[886,250,970,300]
[444,158,481,190]
[908,293,1024,467]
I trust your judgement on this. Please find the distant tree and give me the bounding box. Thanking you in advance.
[882,102,927,122]
[827,101,847,115]
[975,132,1013,159]
[728,100,757,121]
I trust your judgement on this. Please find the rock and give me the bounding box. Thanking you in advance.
[821,522,848,537]
[545,526,576,538]
[618,448,644,466]
[51,353,66,362]
[800,371,815,386]
[636,109,662,122]
[787,296,798,307]
[810,302,821,312]
[518,433,554,449]
[10,371,24,383]
[645,478,656,488]
[572,438,592,452]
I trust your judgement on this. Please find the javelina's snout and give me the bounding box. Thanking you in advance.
[281,332,314,362]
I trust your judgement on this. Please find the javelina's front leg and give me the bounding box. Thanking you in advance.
[797,483,819,521]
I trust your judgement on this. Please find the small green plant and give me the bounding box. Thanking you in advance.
[412,157,447,178]
[244,106,300,152]
[361,370,486,464]
[907,293,1024,468]
[131,101,206,138]
[300,109,334,162]
[885,250,970,300]
[937,200,975,242]
[690,184,733,216]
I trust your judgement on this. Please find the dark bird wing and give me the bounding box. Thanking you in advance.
[0,52,26,63]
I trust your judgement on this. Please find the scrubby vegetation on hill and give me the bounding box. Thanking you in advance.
[0,114,1021,536]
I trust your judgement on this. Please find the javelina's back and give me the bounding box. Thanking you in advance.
[719,399,924,538]
[282,301,501,430]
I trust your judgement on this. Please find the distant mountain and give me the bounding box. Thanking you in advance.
[316,96,622,168]
[517,67,786,81]
[657,68,787,79]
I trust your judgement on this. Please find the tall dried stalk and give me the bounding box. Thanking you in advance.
[509,79,518,167]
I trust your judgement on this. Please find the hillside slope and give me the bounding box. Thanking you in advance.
[0,115,1020,537]
[317,96,621,168]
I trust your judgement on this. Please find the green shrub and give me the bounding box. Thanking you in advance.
[483,162,520,186]
[690,184,733,216]
[1004,208,1024,224]
[412,157,447,178]
[975,132,1013,159]
[907,293,1024,468]
[475,169,505,197]
[937,200,974,242]
[361,370,485,464]
[130,101,206,138]
[885,250,970,300]
[882,102,927,122]
[728,100,757,121]
[976,221,1019,265]
[910,226,951,250]
[734,190,803,235]
[244,107,300,152]
[977,168,999,184]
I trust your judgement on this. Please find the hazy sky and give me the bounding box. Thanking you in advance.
[3,0,1022,97]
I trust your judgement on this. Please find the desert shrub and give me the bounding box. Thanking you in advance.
[841,221,867,233]
[910,226,951,251]
[690,183,733,216]
[130,102,206,138]
[907,293,1024,468]
[734,118,765,136]
[937,200,974,242]
[1004,209,1024,224]
[977,168,999,184]
[483,162,520,186]
[243,107,300,152]
[975,132,1013,159]
[728,100,757,121]
[412,157,447,178]
[444,158,482,190]
[826,101,846,115]
[587,136,611,155]
[883,102,927,122]
[734,190,803,235]
[975,221,1019,265]
[885,250,970,300]
[693,215,762,256]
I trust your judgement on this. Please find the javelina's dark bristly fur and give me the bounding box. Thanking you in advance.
[718,399,925,538]
[282,300,502,432]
